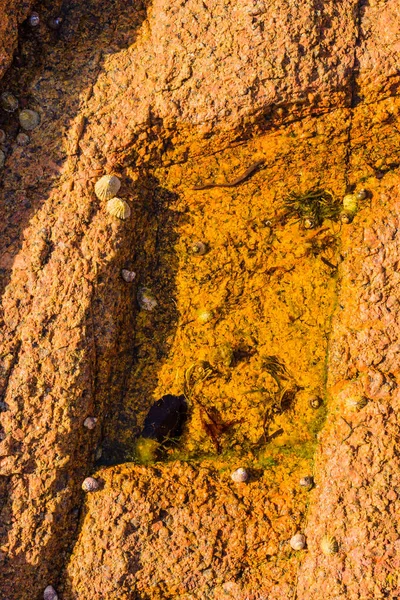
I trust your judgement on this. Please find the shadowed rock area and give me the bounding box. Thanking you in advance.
[0,0,400,599]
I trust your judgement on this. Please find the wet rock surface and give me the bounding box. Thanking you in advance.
[0,0,399,599]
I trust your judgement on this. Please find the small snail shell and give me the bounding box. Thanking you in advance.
[290,533,306,550]
[106,197,131,220]
[48,16,63,30]
[309,395,322,409]
[94,174,121,201]
[121,269,136,282]
[299,476,314,489]
[342,193,358,214]
[83,417,97,430]
[137,287,157,311]
[355,188,367,201]
[303,217,315,230]
[0,91,18,112]
[197,309,214,324]
[82,477,100,492]
[16,133,30,145]
[43,585,58,600]
[231,468,249,483]
[0,150,5,169]
[340,211,354,224]
[346,395,368,411]
[321,534,338,555]
[29,12,40,27]
[19,109,40,131]
[190,241,207,256]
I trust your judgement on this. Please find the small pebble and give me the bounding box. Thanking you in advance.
[290,533,306,550]
[231,467,249,483]
[43,585,58,600]
[83,417,97,430]
[29,12,40,27]
[82,477,100,492]
[121,269,136,282]
[299,476,314,489]
[16,132,30,146]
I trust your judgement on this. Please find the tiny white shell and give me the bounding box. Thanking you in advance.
[82,476,100,492]
[19,109,40,131]
[197,309,214,324]
[321,534,338,555]
[121,269,136,282]
[94,175,121,201]
[343,193,358,214]
[84,417,97,430]
[231,467,249,483]
[290,533,306,550]
[43,585,58,600]
[137,287,157,311]
[106,197,131,220]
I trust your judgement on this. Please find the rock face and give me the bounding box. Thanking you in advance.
[0,1,35,80]
[0,0,400,599]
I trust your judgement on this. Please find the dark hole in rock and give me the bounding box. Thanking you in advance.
[141,394,188,443]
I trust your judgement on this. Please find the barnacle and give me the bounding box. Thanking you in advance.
[209,343,234,367]
[0,91,18,113]
[190,241,208,256]
[105,197,131,220]
[346,395,368,411]
[95,175,121,201]
[197,308,214,324]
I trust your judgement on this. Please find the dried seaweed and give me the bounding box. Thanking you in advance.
[282,188,341,227]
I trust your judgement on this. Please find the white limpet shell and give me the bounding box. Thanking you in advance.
[83,417,97,430]
[121,269,136,282]
[106,197,131,220]
[43,585,58,600]
[346,395,368,411]
[290,533,306,550]
[231,467,249,483]
[95,175,121,201]
[82,477,100,492]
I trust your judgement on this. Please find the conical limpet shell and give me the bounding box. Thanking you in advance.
[43,585,58,600]
[231,467,249,483]
[106,197,131,220]
[346,395,368,411]
[94,174,121,201]
[82,476,100,492]
[16,133,30,146]
[290,533,306,550]
[19,109,40,131]
[321,534,339,555]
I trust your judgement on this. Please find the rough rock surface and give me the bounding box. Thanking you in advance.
[0,0,399,599]
[0,0,34,80]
